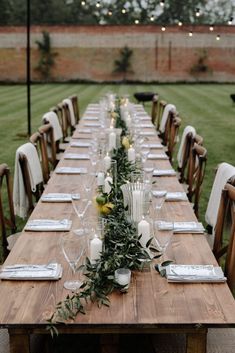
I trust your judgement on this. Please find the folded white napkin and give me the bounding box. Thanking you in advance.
[166,192,188,201]
[0,263,63,280]
[148,153,168,160]
[83,116,99,121]
[25,219,72,231]
[56,167,88,174]
[84,122,100,127]
[140,131,156,136]
[139,123,153,128]
[142,143,163,149]
[156,221,205,233]
[79,128,92,134]
[70,141,91,148]
[41,193,80,202]
[64,153,90,160]
[153,169,176,177]
[166,264,226,283]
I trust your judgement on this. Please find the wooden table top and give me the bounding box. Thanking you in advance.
[0,104,235,330]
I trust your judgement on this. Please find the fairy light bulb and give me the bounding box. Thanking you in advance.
[150,16,155,22]
[178,21,183,26]
[108,10,112,16]
[81,0,86,6]
[122,8,126,14]
[135,19,139,24]
[160,1,165,7]
[189,31,193,37]
[228,17,233,25]
[161,26,166,31]
[96,1,101,8]
[209,26,214,31]
[216,34,220,41]
[195,8,200,17]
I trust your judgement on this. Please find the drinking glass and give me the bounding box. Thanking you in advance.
[152,190,167,213]
[81,173,95,201]
[72,197,90,234]
[153,221,173,259]
[140,147,150,165]
[61,230,87,291]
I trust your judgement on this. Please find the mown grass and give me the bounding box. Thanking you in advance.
[0,83,235,253]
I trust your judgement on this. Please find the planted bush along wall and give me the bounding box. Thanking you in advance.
[0,25,235,82]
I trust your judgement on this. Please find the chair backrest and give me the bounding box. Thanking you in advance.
[29,132,50,184]
[69,94,80,124]
[178,133,203,183]
[0,164,16,259]
[156,100,168,131]
[38,124,57,170]
[151,95,159,125]
[167,115,182,164]
[62,100,75,137]
[187,143,207,218]
[213,183,235,292]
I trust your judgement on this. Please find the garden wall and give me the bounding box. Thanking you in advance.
[0,25,235,82]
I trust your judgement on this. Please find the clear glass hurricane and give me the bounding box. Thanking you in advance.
[61,230,87,291]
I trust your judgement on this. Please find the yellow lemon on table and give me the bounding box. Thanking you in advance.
[122,136,130,150]
[99,202,115,215]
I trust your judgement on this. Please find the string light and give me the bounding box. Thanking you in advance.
[189,31,193,37]
[228,17,233,25]
[134,19,139,24]
[209,26,214,31]
[216,34,220,40]
[161,26,166,31]
[160,1,165,7]
[108,10,112,16]
[96,1,101,8]
[81,1,86,6]
[178,21,183,26]
[150,16,155,22]
[121,8,127,14]
[195,8,201,17]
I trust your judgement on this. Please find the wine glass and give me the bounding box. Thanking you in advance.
[140,147,150,165]
[152,190,167,213]
[72,197,90,234]
[153,221,173,260]
[61,230,87,291]
[81,174,95,201]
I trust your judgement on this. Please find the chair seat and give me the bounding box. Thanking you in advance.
[7,232,21,251]
[56,152,64,161]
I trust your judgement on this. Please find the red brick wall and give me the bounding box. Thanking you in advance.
[0,25,234,82]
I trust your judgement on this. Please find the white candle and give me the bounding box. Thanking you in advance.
[115,268,131,287]
[126,115,132,129]
[138,218,151,248]
[109,131,116,151]
[104,175,113,194]
[103,154,111,171]
[128,146,136,163]
[132,189,143,223]
[97,172,105,186]
[90,235,103,264]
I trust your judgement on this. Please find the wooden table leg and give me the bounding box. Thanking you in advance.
[9,330,30,353]
[186,329,207,353]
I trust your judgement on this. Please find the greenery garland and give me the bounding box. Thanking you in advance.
[47,102,152,335]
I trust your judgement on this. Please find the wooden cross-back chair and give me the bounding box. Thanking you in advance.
[151,95,159,125]
[187,143,207,218]
[69,94,80,124]
[156,99,167,132]
[38,124,58,171]
[29,132,50,184]
[18,153,44,215]
[166,115,182,164]
[0,164,18,260]
[63,100,76,137]
[213,183,235,292]
[178,133,203,184]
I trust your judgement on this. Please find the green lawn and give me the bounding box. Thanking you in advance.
[0,83,235,246]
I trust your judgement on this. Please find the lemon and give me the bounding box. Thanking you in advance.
[122,136,130,150]
[100,202,114,215]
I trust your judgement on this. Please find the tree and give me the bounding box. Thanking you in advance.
[113,46,134,82]
[35,31,58,81]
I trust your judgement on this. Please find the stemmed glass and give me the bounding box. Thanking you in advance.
[153,221,173,260]
[81,173,95,201]
[72,196,90,234]
[140,146,150,166]
[61,230,87,291]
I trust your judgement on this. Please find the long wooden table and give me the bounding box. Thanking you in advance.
[0,103,235,353]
